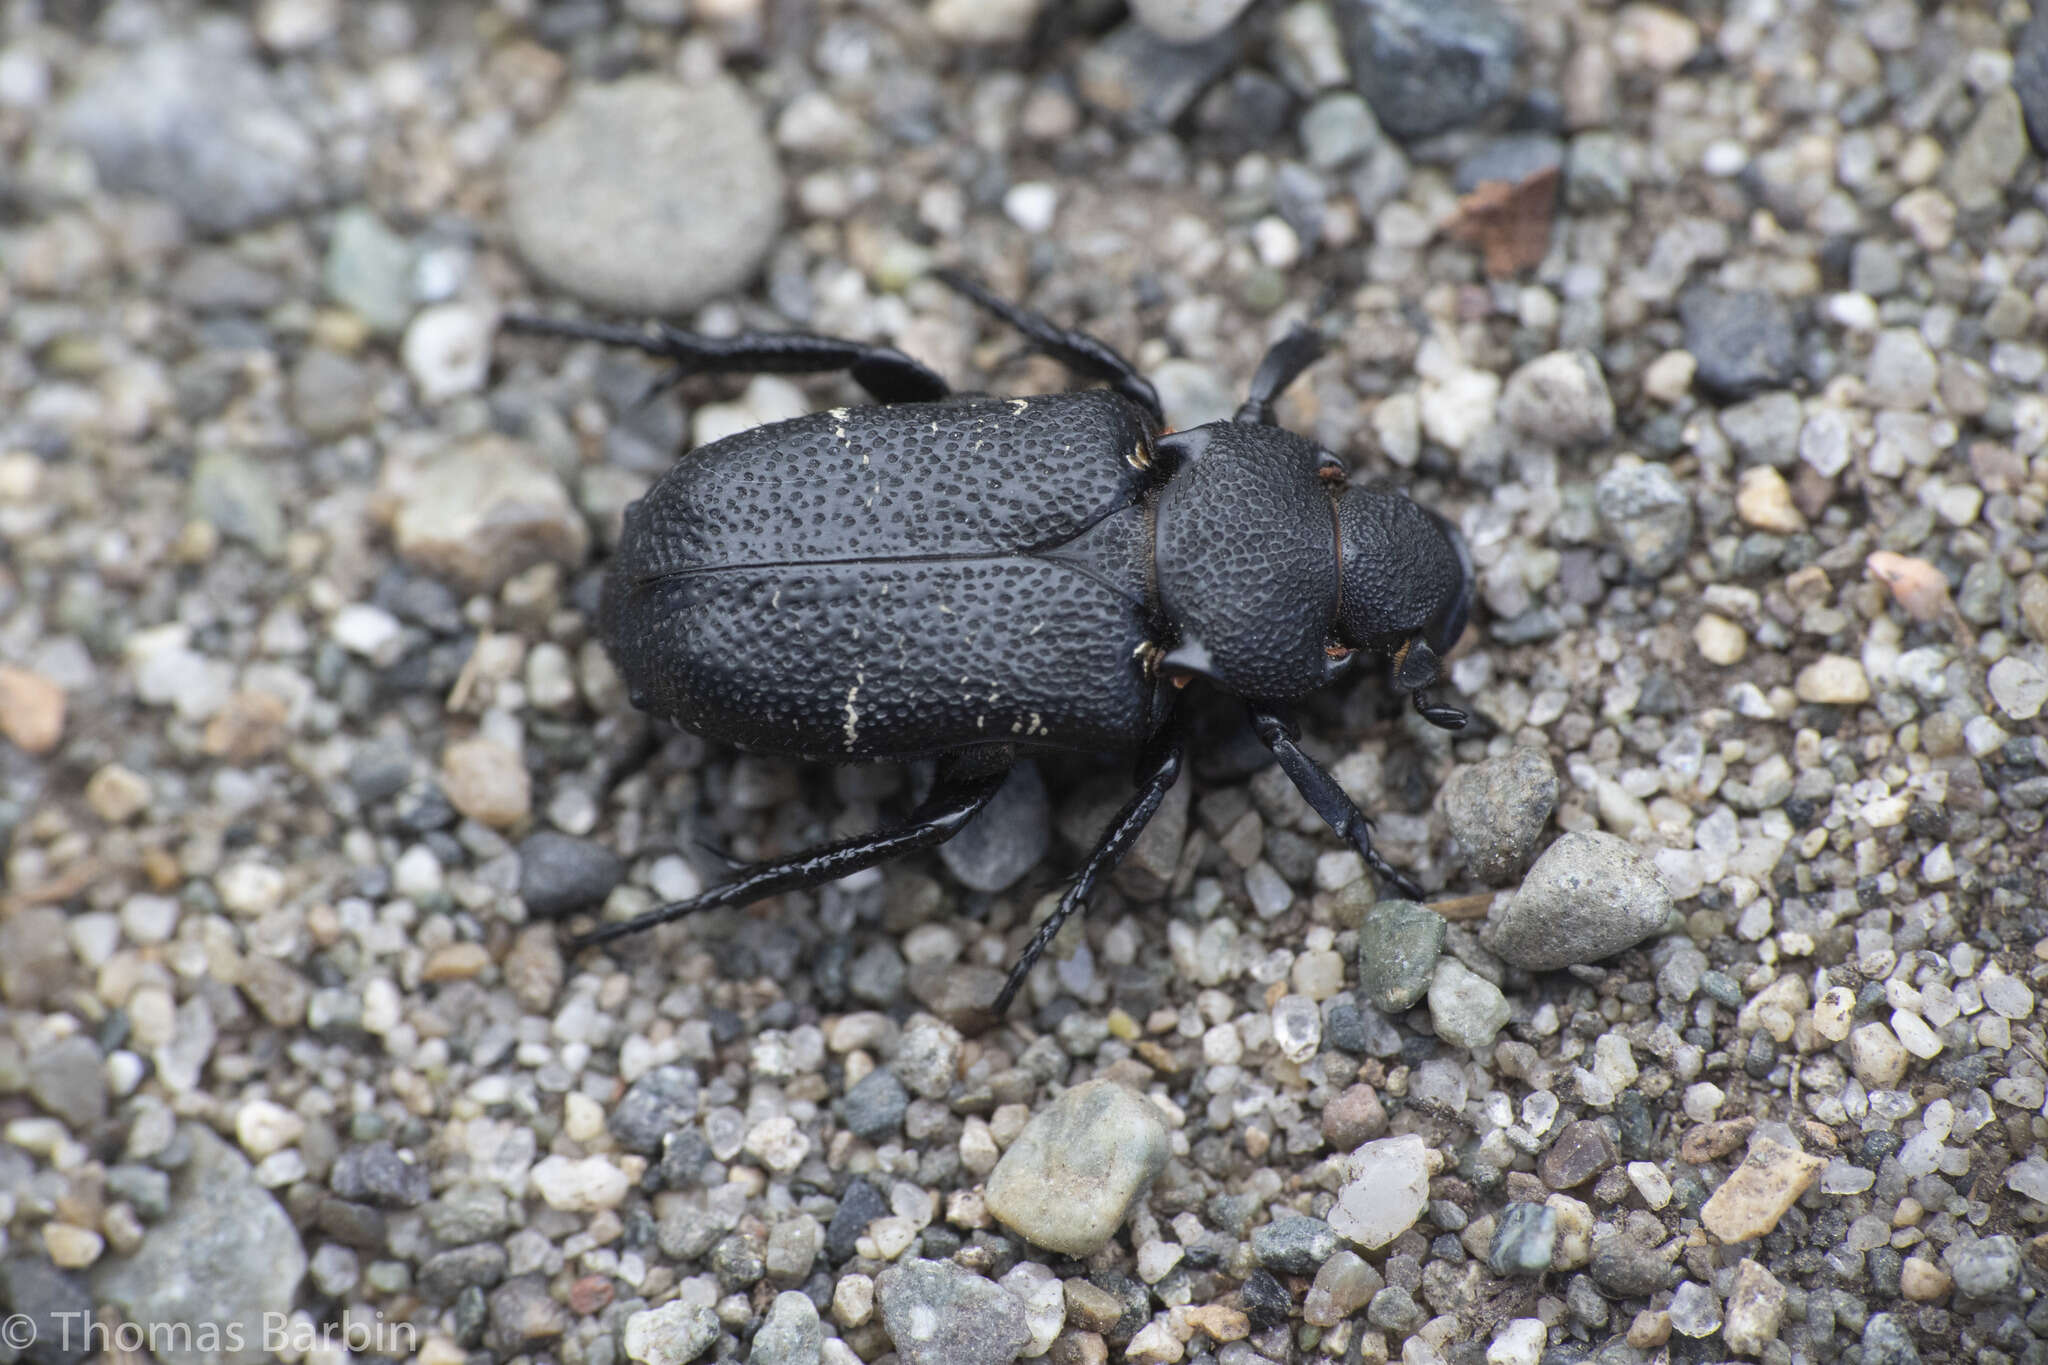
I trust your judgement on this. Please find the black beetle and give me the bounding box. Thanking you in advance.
[509,273,1472,1015]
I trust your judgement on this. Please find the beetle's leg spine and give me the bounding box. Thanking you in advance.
[993,719,1187,1017]
[568,763,1008,948]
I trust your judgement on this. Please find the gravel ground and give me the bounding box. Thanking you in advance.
[2,2,2047,1365]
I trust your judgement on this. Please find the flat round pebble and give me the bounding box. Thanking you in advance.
[507,77,783,313]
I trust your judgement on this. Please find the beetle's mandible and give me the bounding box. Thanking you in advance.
[508,272,1473,1017]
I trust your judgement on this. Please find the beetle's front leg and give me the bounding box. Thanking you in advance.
[1245,706,1425,901]
[992,717,1187,1017]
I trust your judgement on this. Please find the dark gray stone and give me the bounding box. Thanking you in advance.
[2019,6,2048,153]
[518,831,625,918]
[876,1258,1032,1365]
[940,763,1050,894]
[418,1244,508,1303]
[1680,287,1798,401]
[486,1274,567,1354]
[841,1067,910,1141]
[329,1141,430,1208]
[1077,20,1245,134]
[26,1034,107,1130]
[1354,901,1446,1012]
[0,1254,94,1365]
[1442,748,1557,885]
[1589,1233,1672,1297]
[826,1179,889,1263]
[1335,0,1521,141]
[1251,1215,1340,1274]
[609,1065,700,1155]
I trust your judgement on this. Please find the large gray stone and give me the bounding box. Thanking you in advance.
[506,77,783,313]
[60,29,319,235]
[1334,0,1521,141]
[1487,831,1673,972]
[985,1079,1168,1256]
[876,1259,1031,1365]
[92,1125,306,1365]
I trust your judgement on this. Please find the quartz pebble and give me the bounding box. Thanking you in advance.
[1329,1134,1430,1250]
[1428,958,1510,1049]
[985,1079,1168,1255]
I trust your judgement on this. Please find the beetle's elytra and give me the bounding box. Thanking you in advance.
[508,273,1474,1016]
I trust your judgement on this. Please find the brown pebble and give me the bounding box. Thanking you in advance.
[1700,1137,1827,1244]
[1063,1279,1126,1334]
[567,1274,613,1315]
[505,925,564,1012]
[1899,1256,1951,1301]
[1626,1309,1671,1348]
[1133,1040,1180,1075]
[1047,1330,1109,1365]
[1680,1116,1757,1164]
[85,763,152,823]
[201,689,291,762]
[440,735,531,828]
[1865,551,1953,623]
[422,942,492,981]
[1183,1305,1249,1342]
[1321,1083,1388,1151]
[0,665,65,754]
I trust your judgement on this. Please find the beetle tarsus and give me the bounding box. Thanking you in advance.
[503,312,951,405]
[1246,705,1425,901]
[936,269,1165,428]
[571,762,1009,948]
[993,721,1187,1017]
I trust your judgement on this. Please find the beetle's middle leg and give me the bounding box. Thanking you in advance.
[568,750,1010,948]
[502,315,951,404]
[1245,706,1426,901]
[935,270,1165,428]
[993,717,1187,1017]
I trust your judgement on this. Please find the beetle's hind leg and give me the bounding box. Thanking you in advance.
[502,314,950,405]
[1246,706,1427,901]
[993,720,1187,1017]
[935,270,1165,428]
[569,753,1009,949]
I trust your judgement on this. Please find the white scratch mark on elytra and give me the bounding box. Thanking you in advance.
[842,669,865,749]
[1009,398,1029,416]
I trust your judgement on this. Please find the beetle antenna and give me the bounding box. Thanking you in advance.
[1234,325,1325,425]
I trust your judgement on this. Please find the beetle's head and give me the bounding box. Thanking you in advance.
[1333,487,1473,731]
